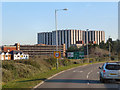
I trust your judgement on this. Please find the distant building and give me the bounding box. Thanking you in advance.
[20,44,66,58]
[0,52,4,60]
[2,43,20,52]
[0,47,2,52]
[10,50,29,60]
[0,43,29,60]
[38,30,105,49]
[0,52,11,60]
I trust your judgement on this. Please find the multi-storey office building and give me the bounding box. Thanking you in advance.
[38,30,105,49]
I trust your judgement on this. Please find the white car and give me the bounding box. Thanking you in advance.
[99,62,120,83]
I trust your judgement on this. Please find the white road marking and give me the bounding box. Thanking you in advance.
[73,70,83,73]
[87,71,92,79]
[87,70,93,85]
[33,64,88,89]
[73,71,76,72]
[79,71,83,72]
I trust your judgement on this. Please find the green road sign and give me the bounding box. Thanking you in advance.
[67,52,84,59]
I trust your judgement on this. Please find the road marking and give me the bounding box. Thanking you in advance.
[87,71,92,79]
[87,70,92,85]
[73,70,83,73]
[73,70,77,72]
[33,64,88,89]
[79,71,83,72]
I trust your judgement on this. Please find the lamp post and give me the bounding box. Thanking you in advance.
[109,36,111,61]
[55,8,68,70]
[86,29,89,63]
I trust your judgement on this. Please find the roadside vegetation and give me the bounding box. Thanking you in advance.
[2,38,120,88]
[2,56,118,88]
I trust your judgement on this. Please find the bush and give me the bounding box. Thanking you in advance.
[2,68,13,82]
[2,58,51,83]
[60,58,72,66]
[44,57,56,67]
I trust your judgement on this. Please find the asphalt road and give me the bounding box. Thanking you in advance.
[35,63,120,89]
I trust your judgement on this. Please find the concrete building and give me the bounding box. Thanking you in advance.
[38,30,105,49]
[20,44,66,58]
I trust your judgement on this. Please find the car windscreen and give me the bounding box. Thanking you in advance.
[105,64,120,70]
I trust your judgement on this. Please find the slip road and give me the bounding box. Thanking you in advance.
[34,63,120,89]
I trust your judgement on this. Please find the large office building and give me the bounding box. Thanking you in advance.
[38,30,105,49]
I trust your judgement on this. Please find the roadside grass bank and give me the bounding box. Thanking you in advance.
[2,57,118,88]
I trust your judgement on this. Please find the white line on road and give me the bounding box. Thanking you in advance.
[79,71,83,72]
[73,70,83,73]
[33,64,88,89]
[97,72,99,74]
[87,71,92,79]
[87,70,93,85]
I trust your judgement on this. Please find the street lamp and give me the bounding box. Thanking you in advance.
[55,8,68,70]
[86,29,89,63]
[109,36,111,61]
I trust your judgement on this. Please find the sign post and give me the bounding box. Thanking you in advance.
[54,51,61,69]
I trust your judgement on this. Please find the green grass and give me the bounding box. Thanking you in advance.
[2,58,119,88]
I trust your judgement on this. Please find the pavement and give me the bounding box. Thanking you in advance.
[34,63,120,90]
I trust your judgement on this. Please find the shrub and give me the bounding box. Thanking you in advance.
[2,57,51,83]
[2,68,13,82]
[60,58,72,66]
[44,57,56,67]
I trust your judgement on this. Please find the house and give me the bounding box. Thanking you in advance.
[2,43,20,52]
[0,52,5,60]
[10,50,29,60]
[0,52,11,60]
[4,52,11,60]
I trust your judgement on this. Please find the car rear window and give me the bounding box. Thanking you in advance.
[105,64,120,70]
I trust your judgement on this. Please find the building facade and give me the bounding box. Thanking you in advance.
[10,50,29,60]
[38,30,105,49]
[2,43,20,52]
[0,43,29,60]
[20,44,66,58]
[0,52,11,60]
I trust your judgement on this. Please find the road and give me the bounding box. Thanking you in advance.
[35,63,120,90]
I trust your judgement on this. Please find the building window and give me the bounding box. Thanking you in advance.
[64,30,65,43]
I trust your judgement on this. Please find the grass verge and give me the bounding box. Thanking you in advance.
[2,60,110,88]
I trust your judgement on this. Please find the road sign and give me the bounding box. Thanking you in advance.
[67,52,84,59]
[54,51,61,59]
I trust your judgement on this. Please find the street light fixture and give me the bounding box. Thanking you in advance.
[55,8,68,70]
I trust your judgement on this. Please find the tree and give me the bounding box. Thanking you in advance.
[99,41,106,49]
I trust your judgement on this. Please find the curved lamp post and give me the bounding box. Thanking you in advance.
[55,8,68,70]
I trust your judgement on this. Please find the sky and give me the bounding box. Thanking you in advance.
[2,2,118,45]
